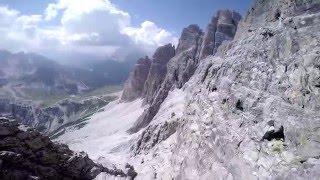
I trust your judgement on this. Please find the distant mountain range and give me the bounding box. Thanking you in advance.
[0,50,134,100]
[0,49,126,137]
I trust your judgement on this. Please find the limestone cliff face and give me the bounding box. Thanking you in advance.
[169,0,320,179]
[128,10,241,133]
[142,44,176,104]
[175,25,203,55]
[125,0,320,178]
[200,10,241,59]
[170,25,203,89]
[237,0,320,38]
[121,57,151,102]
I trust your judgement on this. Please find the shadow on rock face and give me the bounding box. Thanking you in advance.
[262,126,285,141]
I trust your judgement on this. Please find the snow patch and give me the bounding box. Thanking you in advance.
[56,99,145,164]
[56,89,186,179]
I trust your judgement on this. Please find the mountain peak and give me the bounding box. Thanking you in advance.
[176,24,203,54]
[121,56,152,102]
[152,43,176,64]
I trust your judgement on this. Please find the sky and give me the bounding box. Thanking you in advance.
[0,0,253,65]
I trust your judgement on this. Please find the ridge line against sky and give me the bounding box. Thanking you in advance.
[0,0,252,65]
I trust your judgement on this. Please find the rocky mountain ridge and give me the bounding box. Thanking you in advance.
[0,50,86,96]
[0,50,130,100]
[122,9,241,133]
[117,0,320,179]
[0,118,137,180]
[121,57,151,102]
[0,49,126,137]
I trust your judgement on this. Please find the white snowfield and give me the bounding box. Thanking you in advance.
[56,98,144,165]
[56,89,187,179]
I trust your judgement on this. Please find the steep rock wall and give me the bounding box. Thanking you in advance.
[121,57,151,102]
[170,0,320,178]
[129,10,241,133]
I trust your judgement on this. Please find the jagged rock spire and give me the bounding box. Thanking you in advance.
[200,10,241,59]
[128,10,242,133]
[143,44,175,104]
[121,56,151,101]
[176,25,203,54]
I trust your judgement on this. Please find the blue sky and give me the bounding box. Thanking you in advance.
[1,0,253,35]
[0,0,253,64]
[110,0,253,34]
[0,0,52,14]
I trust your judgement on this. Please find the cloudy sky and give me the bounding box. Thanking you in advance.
[0,0,252,65]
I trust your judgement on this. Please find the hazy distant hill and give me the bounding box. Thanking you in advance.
[0,50,132,100]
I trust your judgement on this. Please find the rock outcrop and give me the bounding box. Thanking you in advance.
[128,10,241,133]
[175,25,203,55]
[121,57,151,102]
[200,10,241,59]
[0,118,99,179]
[121,44,175,104]
[133,121,178,155]
[142,44,176,104]
[0,118,137,180]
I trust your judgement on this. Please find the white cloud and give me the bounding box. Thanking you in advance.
[122,21,178,47]
[0,6,43,51]
[44,3,58,21]
[42,0,131,47]
[0,6,19,27]
[0,0,178,64]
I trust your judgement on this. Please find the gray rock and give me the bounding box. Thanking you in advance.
[143,44,175,104]
[25,136,50,151]
[200,10,241,59]
[0,126,17,136]
[169,1,320,179]
[125,164,138,179]
[176,25,203,55]
[0,119,138,180]
[213,10,241,54]
[237,0,320,38]
[16,132,30,140]
[121,56,151,102]
[129,10,241,133]
[133,121,179,155]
